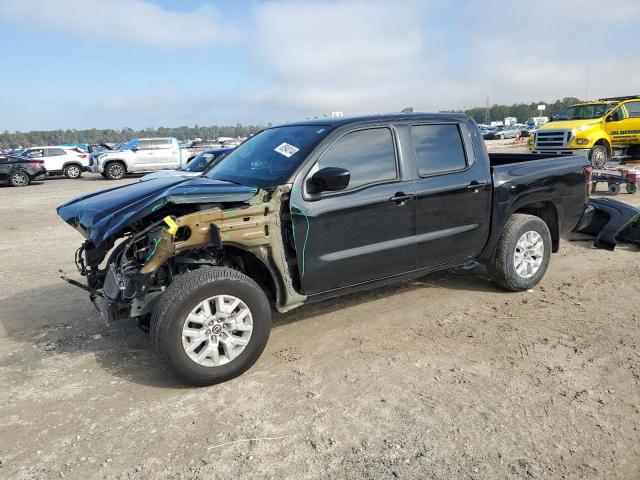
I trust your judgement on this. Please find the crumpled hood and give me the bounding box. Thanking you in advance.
[57,176,258,247]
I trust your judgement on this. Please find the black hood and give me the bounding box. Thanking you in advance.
[57,176,258,246]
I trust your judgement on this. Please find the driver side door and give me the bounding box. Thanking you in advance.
[604,104,638,147]
[291,126,417,295]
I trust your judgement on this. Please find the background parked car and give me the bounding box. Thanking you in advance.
[90,137,187,180]
[494,126,520,139]
[0,155,46,187]
[139,147,233,182]
[482,127,501,140]
[20,146,89,178]
[518,125,537,137]
[183,140,225,162]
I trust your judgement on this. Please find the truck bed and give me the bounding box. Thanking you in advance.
[488,152,587,167]
[478,151,591,263]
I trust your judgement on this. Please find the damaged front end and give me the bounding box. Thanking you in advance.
[573,198,640,250]
[58,178,307,326]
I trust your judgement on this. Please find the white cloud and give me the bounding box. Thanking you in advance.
[2,0,640,130]
[0,0,236,48]
[249,0,640,117]
[250,0,435,113]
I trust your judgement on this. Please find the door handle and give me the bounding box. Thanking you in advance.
[390,192,413,204]
[467,182,487,192]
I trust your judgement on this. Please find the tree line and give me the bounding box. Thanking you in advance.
[447,97,582,124]
[0,124,267,149]
[1,97,585,148]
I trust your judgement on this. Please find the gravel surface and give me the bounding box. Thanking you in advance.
[1,167,639,479]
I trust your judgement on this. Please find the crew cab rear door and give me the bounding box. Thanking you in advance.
[290,125,416,295]
[410,123,491,268]
[154,139,180,168]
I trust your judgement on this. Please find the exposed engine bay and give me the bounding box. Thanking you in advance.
[68,186,306,326]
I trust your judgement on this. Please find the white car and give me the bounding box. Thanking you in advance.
[21,146,90,178]
[90,137,186,180]
[139,147,233,182]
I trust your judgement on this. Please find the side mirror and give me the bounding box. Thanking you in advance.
[309,167,350,193]
[606,115,618,122]
[131,147,138,152]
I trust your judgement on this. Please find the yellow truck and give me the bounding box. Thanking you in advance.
[530,96,640,167]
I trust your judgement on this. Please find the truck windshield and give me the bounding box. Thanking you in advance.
[119,139,140,150]
[557,103,617,120]
[205,125,330,188]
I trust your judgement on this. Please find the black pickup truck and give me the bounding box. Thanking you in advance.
[58,113,594,385]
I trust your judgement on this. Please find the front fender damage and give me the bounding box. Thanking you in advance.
[140,186,306,312]
[573,198,640,250]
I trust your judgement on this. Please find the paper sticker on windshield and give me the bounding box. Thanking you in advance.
[274,142,300,158]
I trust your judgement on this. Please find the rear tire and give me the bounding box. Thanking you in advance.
[104,161,126,180]
[488,214,551,291]
[150,267,272,386]
[589,145,608,168]
[626,183,637,194]
[63,164,82,179]
[9,170,30,187]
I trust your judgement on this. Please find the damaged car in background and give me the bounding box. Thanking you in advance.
[57,113,639,385]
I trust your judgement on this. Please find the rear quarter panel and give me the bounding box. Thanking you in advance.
[479,155,590,261]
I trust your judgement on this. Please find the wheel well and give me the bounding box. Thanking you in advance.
[62,161,82,169]
[594,138,611,156]
[105,159,127,171]
[220,246,277,304]
[12,167,29,176]
[514,202,559,252]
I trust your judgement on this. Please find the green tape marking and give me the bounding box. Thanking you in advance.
[290,203,309,277]
[145,237,161,262]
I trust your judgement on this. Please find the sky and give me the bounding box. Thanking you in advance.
[0,0,639,131]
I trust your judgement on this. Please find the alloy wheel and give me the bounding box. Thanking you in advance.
[181,295,253,367]
[10,172,29,186]
[513,231,544,279]
[66,165,81,178]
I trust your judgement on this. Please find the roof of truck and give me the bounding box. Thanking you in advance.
[280,112,471,128]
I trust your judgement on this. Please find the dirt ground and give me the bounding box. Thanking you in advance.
[1,149,639,479]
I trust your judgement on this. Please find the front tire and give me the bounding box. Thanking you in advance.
[63,164,82,179]
[150,267,272,386]
[488,214,551,291]
[589,145,608,168]
[9,170,30,187]
[104,161,126,180]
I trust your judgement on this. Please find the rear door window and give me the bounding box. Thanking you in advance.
[46,148,66,156]
[155,140,171,149]
[625,101,640,118]
[411,124,467,176]
[138,140,156,150]
[318,128,397,190]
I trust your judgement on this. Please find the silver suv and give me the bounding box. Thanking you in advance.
[90,137,185,180]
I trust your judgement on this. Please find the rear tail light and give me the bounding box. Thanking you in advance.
[78,154,87,158]
[28,161,44,167]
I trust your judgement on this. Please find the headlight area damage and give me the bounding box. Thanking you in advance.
[573,198,640,250]
[58,181,306,327]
